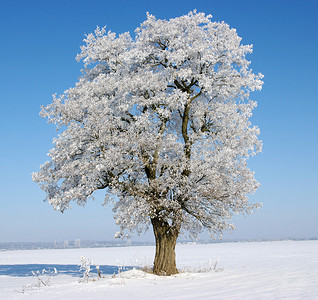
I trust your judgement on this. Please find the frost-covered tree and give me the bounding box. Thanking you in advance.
[33,11,263,275]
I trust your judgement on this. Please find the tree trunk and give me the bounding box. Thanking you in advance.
[151,217,179,276]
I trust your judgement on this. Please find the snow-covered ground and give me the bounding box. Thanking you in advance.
[0,240,317,299]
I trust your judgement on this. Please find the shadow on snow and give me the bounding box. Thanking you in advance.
[0,264,136,277]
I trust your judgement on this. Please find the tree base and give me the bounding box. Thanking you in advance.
[151,218,179,276]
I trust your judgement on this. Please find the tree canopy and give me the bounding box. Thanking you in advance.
[33,11,263,272]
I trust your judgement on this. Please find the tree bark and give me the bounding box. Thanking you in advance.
[151,217,179,275]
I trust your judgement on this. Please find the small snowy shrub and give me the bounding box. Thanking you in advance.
[31,268,57,286]
[21,268,57,293]
[79,256,92,282]
[79,256,102,281]
[180,257,223,273]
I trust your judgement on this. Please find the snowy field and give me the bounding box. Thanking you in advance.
[0,240,317,299]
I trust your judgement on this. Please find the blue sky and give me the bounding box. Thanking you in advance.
[1,0,317,243]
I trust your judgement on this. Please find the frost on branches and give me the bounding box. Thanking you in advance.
[33,11,263,275]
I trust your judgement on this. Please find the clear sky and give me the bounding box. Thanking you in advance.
[1,0,317,243]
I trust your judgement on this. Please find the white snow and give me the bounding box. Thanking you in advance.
[0,240,317,299]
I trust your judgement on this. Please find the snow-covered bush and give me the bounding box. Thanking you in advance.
[79,256,102,282]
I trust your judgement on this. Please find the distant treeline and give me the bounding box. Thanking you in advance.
[1,237,317,251]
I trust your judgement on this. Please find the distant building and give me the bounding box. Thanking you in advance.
[74,239,81,248]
